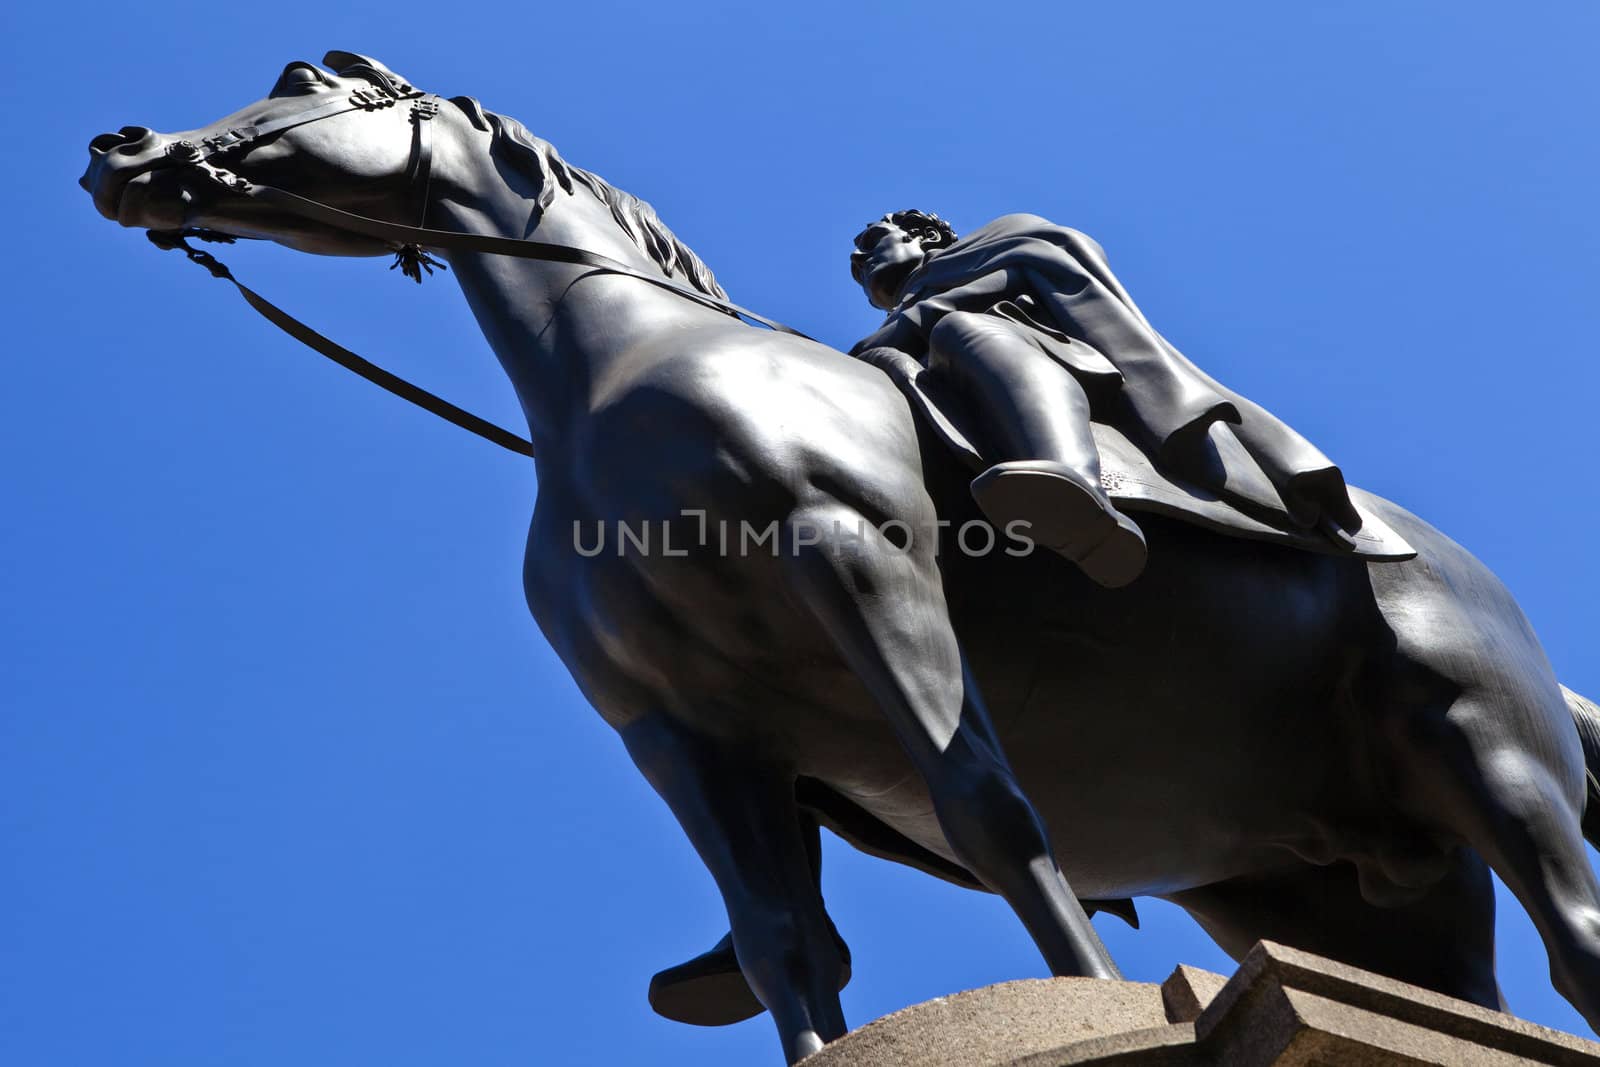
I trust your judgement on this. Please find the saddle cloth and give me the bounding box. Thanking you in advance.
[897,368,1417,563]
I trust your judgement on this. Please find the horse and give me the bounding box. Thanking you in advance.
[80,52,1600,1064]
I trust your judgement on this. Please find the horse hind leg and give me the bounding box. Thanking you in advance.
[1387,679,1600,1030]
[1169,849,1503,1011]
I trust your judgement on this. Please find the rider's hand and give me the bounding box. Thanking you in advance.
[848,312,923,359]
[852,345,925,384]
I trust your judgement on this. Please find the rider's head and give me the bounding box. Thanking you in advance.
[850,210,957,311]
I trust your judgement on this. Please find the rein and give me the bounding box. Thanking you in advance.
[148,75,813,461]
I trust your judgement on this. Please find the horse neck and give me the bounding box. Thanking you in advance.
[433,173,727,461]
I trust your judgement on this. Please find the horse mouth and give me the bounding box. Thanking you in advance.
[83,159,195,231]
[140,175,207,230]
[110,175,157,226]
[82,146,403,258]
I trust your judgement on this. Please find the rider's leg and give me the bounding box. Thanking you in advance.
[928,311,1146,586]
[928,312,1102,472]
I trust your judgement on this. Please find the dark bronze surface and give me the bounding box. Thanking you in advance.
[81,53,1600,1064]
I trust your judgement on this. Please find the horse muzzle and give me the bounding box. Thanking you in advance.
[81,125,192,229]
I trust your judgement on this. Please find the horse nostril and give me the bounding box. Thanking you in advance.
[88,132,126,155]
[89,126,158,156]
[82,125,164,198]
[114,126,157,154]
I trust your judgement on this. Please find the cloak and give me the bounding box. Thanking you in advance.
[892,214,1361,534]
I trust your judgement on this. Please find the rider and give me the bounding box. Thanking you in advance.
[850,209,1365,586]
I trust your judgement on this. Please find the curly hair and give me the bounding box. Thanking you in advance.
[854,209,958,252]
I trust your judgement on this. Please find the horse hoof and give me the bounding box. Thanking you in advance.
[648,933,851,1027]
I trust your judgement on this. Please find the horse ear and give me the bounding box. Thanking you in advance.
[322,51,415,92]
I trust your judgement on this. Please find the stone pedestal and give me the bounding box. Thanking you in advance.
[804,941,1600,1065]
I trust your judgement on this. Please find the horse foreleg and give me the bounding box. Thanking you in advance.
[648,811,851,1028]
[780,502,1120,981]
[621,712,846,1063]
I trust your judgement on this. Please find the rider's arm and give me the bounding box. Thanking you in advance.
[893,268,1015,335]
[848,268,1016,359]
[849,312,924,357]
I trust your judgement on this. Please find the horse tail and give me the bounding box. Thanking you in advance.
[1562,684,1600,845]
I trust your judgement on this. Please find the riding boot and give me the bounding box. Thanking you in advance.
[927,311,1147,587]
[971,460,1148,588]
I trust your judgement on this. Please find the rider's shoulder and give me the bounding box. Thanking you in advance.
[987,211,1058,230]
[978,214,1108,257]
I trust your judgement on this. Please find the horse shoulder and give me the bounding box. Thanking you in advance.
[584,330,930,519]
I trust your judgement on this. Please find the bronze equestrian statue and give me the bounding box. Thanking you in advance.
[80,52,1600,1065]
[652,204,1411,1025]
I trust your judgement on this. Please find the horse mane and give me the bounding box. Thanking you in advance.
[449,96,728,301]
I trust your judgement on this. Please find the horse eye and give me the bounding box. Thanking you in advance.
[271,63,324,96]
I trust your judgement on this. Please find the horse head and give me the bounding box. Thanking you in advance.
[81,50,728,300]
[80,51,464,258]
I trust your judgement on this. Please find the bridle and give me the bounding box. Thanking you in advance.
[147,66,812,460]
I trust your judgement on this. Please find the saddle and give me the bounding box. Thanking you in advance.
[883,360,1417,563]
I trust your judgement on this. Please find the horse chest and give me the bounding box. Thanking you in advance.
[525,502,853,734]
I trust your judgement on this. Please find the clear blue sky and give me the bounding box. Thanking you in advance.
[5,2,1600,1064]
